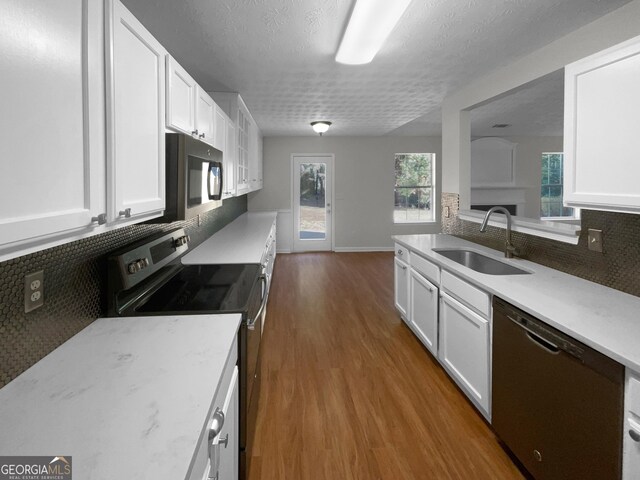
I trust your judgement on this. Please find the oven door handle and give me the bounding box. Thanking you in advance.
[247,275,268,331]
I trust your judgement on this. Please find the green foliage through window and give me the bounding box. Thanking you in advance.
[540,153,574,218]
[394,153,435,223]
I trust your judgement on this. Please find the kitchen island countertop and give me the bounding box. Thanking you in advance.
[0,314,241,480]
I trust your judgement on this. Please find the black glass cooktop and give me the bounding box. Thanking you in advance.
[136,264,261,313]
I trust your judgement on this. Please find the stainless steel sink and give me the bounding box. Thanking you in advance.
[433,249,531,275]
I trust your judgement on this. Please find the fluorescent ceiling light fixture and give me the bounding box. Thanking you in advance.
[335,0,413,65]
[311,121,332,136]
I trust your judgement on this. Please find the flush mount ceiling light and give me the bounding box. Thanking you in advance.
[311,121,332,136]
[335,0,413,65]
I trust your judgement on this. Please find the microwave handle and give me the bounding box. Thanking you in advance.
[207,163,223,200]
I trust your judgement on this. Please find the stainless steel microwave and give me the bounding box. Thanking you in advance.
[156,133,223,223]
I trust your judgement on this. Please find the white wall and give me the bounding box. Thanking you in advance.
[471,136,563,218]
[248,136,442,252]
[442,0,640,207]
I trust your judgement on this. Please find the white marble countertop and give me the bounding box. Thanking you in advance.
[182,211,277,265]
[0,314,241,480]
[393,234,640,372]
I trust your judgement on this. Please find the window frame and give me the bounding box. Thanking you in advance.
[393,152,436,225]
[540,152,580,221]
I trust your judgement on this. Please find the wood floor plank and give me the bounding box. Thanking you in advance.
[250,252,523,480]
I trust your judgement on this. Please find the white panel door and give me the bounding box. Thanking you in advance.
[165,55,196,135]
[394,257,409,322]
[213,105,226,152]
[213,367,239,480]
[195,86,215,146]
[564,35,640,213]
[439,292,490,418]
[292,155,333,252]
[409,269,439,356]
[0,0,105,257]
[107,0,166,222]
[223,118,236,199]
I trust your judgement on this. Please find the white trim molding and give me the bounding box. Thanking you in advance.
[458,209,581,244]
[334,247,395,252]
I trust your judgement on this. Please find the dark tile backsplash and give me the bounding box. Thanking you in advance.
[441,192,640,298]
[0,196,247,388]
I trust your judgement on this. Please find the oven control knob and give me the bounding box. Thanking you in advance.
[174,235,190,248]
[141,258,150,268]
[127,262,140,274]
[136,260,145,270]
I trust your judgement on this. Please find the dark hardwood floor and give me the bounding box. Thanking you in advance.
[249,252,523,479]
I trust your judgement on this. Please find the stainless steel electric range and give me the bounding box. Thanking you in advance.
[107,228,265,480]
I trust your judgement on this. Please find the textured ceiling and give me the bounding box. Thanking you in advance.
[469,69,564,137]
[122,0,630,137]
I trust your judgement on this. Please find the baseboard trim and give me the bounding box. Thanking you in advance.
[276,248,292,254]
[333,247,395,253]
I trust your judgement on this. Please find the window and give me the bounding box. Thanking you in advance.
[394,153,435,223]
[540,153,575,218]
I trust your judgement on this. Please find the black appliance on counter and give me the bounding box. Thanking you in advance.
[107,228,265,480]
[492,297,624,480]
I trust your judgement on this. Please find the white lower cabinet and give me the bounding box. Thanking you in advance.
[438,292,490,419]
[624,370,640,480]
[394,256,410,322]
[409,269,438,356]
[210,366,239,480]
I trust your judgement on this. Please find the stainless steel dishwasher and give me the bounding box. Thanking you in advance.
[492,297,624,480]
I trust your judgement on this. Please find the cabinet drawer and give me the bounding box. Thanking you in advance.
[411,253,440,285]
[628,373,640,416]
[395,243,410,262]
[441,269,490,318]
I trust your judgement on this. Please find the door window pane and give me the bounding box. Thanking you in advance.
[299,163,326,240]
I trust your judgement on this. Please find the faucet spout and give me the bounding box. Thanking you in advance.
[480,207,516,258]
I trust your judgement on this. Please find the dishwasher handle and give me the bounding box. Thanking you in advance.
[507,315,561,354]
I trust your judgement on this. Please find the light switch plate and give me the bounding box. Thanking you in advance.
[588,229,603,253]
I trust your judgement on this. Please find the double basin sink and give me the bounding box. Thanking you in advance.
[433,249,531,276]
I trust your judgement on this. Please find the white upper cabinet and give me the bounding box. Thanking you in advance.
[564,35,640,214]
[249,121,264,192]
[213,105,226,152]
[195,86,215,145]
[166,56,197,135]
[210,92,262,195]
[0,0,106,261]
[107,0,166,223]
[223,117,237,199]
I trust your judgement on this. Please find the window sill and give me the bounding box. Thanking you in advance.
[393,221,438,226]
[458,209,581,244]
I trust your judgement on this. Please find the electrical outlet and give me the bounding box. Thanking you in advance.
[444,206,451,218]
[24,270,44,313]
[588,229,603,253]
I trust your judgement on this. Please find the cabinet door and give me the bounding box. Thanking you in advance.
[211,367,239,480]
[223,119,237,199]
[409,270,438,356]
[195,86,215,145]
[165,55,196,135]
[439,292,490,418]
[107,0,166,222]
[564,35,640,213]
[213,105,226,152]
[394,257,409,321]
[236,108,250,195]
[0,0,105,259]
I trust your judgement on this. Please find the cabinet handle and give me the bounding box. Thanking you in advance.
[401,265,407,270]
[397,249,403,255]
[630,429,640,442]
[218,433,229,448]
[192,129,199,135]
[199,133,205,139]
[119,208,132,218]
[91,213,107,225]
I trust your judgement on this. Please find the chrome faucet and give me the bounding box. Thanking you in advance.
[480,206,517,258]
